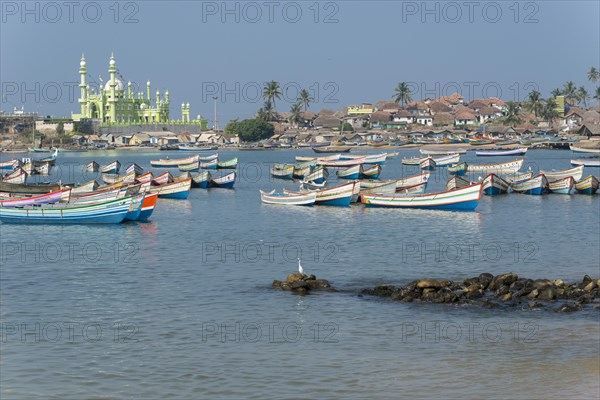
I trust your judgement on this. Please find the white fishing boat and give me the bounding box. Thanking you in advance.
[259,190,317,206]
[481,173,510,195]
[570,145,600,154]
[295,154,341,162]
[475,147,528,157]
[574,175,599,194]
[420,148,467,155]
[571,158,600,167]
[432,153,460,166]
[510,174,548,195]
[466,158,524,174]
[318,157,366,168]
[1,168,27,184]
[539,164,584,182]
[548,176,574,194]
[446,176,471,191]
[359,181,397,195]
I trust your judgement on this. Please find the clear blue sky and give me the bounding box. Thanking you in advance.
[1,0,599,124]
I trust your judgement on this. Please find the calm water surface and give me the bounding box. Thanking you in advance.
[1,148,599,399]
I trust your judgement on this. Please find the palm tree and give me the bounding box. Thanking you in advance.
[550,88,562,98]
[289,102,303,128]
[263,81,282,111]
[257,100,277,121]
[594,87,600,102]
[562,81,578,105]
[588,66,599,84]
[299,89,313,111]
[393,82,412,106]
[577,86,589,108]
[503,101,522,126]
[525,90,544,118]
[542,98,560,126]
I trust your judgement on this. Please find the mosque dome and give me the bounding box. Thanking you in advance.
[104,78,124,91]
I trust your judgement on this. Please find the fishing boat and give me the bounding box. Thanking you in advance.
[569,145,600,154]
[0,181,65,195]
[401,156,422,166]
[271,165,294,180]
[540,165,584,182]
[340,153,387,165]
[209,172,236,189]
[179,162,200,172]
[69,180,99,195]
[475,147,528,157]
[28,147,52,153]
[302,167,328,184]
[0,196,133,224]
[34,162,50,175]
[149,177,192,199]
[337,165,361,179]
[138,193,159,221]
[503,171,532,183]
[292,161,316,179]
[37,149,58,165]
[150,155,199,167]
[446,176,472,191]
[86,161,100,172]
[125,163,144,175]
[0,189,71,208]
[432,153,460,166]
[312,146,352,154]
[385,151,400,158]
[285,181,356,207]
[1,168,27,184]
[420,148,467,155]
[102,172,136,185]
[125,193,146,221]
[295,154,340,162]
[153,171,174,185]
[260,190,317,206]
[448,162,467,176]
[359,181,397,195]
[466,158,524,175]
[574,175,599,194]
[361,183,483,211]
[0,159,19,170]
[548,176,574,194]
[571,157,600,167]
[510,174,548,195]
[100,160,121,174]
[481,173,510,195]
[136,172,154,191]
[199,158,218,170]
[360,164,382,179]
[419,157,436,170]
[393,172,430,189]
[178,145,218,151]
[300,180,327,190]
[199,153,219,161]
[217,157,238,169]
[318,158,366,168]
[190,171,210,188]
[469,139,493,146]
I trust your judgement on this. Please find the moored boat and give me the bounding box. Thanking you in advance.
[540,164,584,182]
[86,161,100,172]
[1,168,27,184]
[481,173,510,195]
[0,159,19,170]
[150,155,199,168]
[179,162,200,172]
[548,176,574,194]
[574,175,599,194]
[448,162,467,176]
[69,180,99,195]
[466,158,524,175]
[100,160,121,174]
[260,190,317,206]
[190,171,210,188]
[153,171,174,185]
[570,145,600,154]
[295,154,340,162]
[359,181,397,195]
[217,157,238,169]
[271,164,294,180]
[337,165,361,179]
[209,172,236,189]
[446,176,471,191]
[419,157,436,170]
[432,153,460,166]
[420,148,467,155]
[285,181,356,207]
[0,181,64,194]
[125,163,144,175]
[475,147,528,157]
[199,153,219,161]
[510,174,548,195]
[124,193,146,221]
[360,164,382,179]
[317,157,366,168]
[303,166,328,184]
[199,158,218,170]
[312,146,352,154]
[102,171,136,185]
[0,189,71,208]
[149,177,192,199]
[570,158,600,167]
[138,193,159,221]
[395,182,427,195]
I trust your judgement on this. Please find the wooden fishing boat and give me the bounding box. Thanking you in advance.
[138,193,159,221]
[503,171,532,183]
[199,158,218,170]
[574,175,599,194]
[432,153,460,166]
[448,162,467,176]
[153,171,174,185]
[136,172,154,190]
[401,156,422,166]
[360,164,382,179]
[149,177,192,199]
[318,158,366,168]
[0,159,19,170]
[86,161,100,172]
[361,183,483,211]
[69,180,99,195]
[540,165,584,182]
[312,146,352,154]
[179,162,200,172]
[260,190,317,206]
[0,189,71,208]
[198,153,219,161]
[419,157,436,170]
[293,162,315,179]
[476,147,528,157]
[100,160,121,174]
[304,166,328,184]
[466,158,524,174]
[300,180,327,190]
[102,172,136,185]
[510,174,548,195]
[271,165,294,180]
[209,172,236,189]
[469,139,493,146]
[0,181,64,195]
[2,168,27,184]
[38,149,58,164]
[393,172,430,189]
[385,151,400,158]
[395,182,427,195]
[570,145,600,154]
[571,158,600,167]
[150,155,199,167]
[35,162,50,175]
[217,157,238,169]
[548,176,574,194]
[446,176,472,191]
[341,153,387,165]
[420,148,467,155]
[70,186,128,205]
[481,173,510,195]
[337,165,361,179]
[125,193,145,221]
[359,181,397,195]
[190,171,210,188]
[285,181,355,207]
[295,154,340,162]
[125,163,144,175]
[0,196,133,224]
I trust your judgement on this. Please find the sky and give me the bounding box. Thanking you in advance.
[1,0,599,125]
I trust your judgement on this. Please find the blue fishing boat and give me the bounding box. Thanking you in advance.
[574,175,599,194]
[448,162,467,176]
[481,173,510,195]
[124,193,145,221]
[337,165,361,180]
[360,164,382,179]
[271,165,294,180]
[190,171,210,188]
[304,166,328,184]
[137,193,158,221]
[511,174,548,195]
[209,172,236,189]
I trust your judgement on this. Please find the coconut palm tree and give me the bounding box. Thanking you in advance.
[263,81,282,111]
[588,66,599,84]
[562,81,578,105]
[542,98,560,126]
[393,82,412,106]
[289,102,303,128]
[594,87,600,101]
[503,101,522,126]
[577,87,589,108]
[257,100,277,122]
[299,89,313,111]
[526,90,544,118]
[550,88,562,98]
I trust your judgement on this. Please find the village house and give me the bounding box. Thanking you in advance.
[478,106,503,123]
[454,110,478,126]
[576,124,600,139]
[129,132,152,146]
[347,103,374,115]
[313,115,341,130]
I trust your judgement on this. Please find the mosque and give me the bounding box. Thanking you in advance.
[71,53,202,127]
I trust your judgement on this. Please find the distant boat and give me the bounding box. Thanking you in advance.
[466,158,524,175]
[178,145,218,151]
[571,158,600,167]
[293,161,317,179]
[448,162,467,176]
[574,175,599,194]
[102,172,136,185]
[337,165,361,179]
[540,165,584,182]
[28,148,52,153]
[198,153,219,161]
[419,157,436,170]
[432,153,460,166]
[217,157,238,169]
[149,177,192,199]
[199,159,218,170]
[150,155,199,167]
[548,176,574,194]
[100,160,121,174]
[361,183,483,211]
[125,163,144,175]
[271,164,294,180]
[446,175,471,191]
[510,174,548,195]
[209,172,236,188]
[285,181,356,207]
[317,157,366,168]
[296,154,340,162]
[476,147,528,157]
[570,145,600,154]
[469,139,493,146]
[303,166,328,184]
[179,162,200,172]
[420,148,467,155]
[360,164,382,179]
[312,146,352,154]
[260,190,317,206]
[481,173,510,195]
[340,153,387,165]
[86,161,100,172]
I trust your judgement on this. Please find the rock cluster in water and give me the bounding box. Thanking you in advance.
[360,273,600,312]
[272,273,335,294]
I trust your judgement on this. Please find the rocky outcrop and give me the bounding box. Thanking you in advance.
[272,273,335,294]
